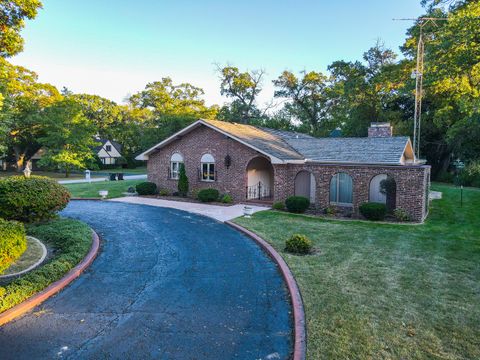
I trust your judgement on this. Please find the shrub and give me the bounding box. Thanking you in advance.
[285,196,310,213]
[0,219,27,274]
[394,208,411,222]
[136,182,157,195]
[0,176,70,223]
[197,188,219,202]
[221,194,233,204]
[272,201,285,211]
[158,188,170,196]
[359,202,387,221]
[324,206,336,216]
[178,163,189,196]
[0,218,91,313]
[285,234,312,255]
[459,161,480,187]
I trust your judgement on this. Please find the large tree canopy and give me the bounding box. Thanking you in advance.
[0,0,42,57]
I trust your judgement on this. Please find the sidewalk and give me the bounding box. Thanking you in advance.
[109,196,269,222]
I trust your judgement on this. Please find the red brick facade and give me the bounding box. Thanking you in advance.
[146,124,431,222]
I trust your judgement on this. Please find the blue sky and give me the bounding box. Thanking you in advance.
[12,0,425,106]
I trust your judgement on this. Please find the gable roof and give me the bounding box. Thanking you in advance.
[94,139,123,155]
[136,119,415,165]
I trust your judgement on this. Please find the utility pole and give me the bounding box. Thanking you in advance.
[393,17,449,160]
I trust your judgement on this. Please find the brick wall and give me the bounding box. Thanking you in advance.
[147,125,266,202]
[272,163,431,222]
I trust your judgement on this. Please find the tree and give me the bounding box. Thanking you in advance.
[128,78,217,153]
[38,99,98,177]
[273,70,335,136]
[0,0,43,57]
[178,163,188,196]
[400,1,480,175]
[71,93,122,139]
[0,58,61,170]
[218,66,265,123]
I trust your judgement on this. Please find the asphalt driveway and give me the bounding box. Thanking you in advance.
[0,201,293,359]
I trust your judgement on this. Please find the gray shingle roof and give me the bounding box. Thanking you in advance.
[203,120,305,161]
[204,119,411,165]
[286,137,410,164]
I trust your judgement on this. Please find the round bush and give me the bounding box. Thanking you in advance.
[393,208,410,222]
[359,202,387,221]
[0,176,71,222]
[0,218,27,274]
[285,234,312,255]
[285,196,310,213]
[136,182,157,195]
[197,188,219,202]
[272,201,285,210]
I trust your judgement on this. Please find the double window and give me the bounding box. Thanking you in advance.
[201,153,215,181]
[330,172,353,205]
[170,153,184,180]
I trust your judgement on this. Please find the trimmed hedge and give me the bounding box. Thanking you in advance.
[0,176,71,223]
[136,182,157,195]
[197,188,219,202]
[359,202,387,221]
[285,196,310,213]
[221,194,233,204]
[285,234,313,255]
[0,218,27,274]
[0,218,92,314]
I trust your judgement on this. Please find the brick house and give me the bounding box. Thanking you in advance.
[136,119,431,222]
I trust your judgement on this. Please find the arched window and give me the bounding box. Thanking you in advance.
[201,153,215,181]
[170,153,183,180]
[330,173,353,205]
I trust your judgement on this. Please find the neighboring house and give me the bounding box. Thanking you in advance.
[136,119,431,222]
[94,139,123,165]
[29,139,123,167]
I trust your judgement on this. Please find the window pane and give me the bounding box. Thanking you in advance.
[329,174,337,202]
[209,164,215,180]
[338,173,353,204]
[202,163,208,180]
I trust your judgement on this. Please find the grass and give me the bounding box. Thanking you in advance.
[64,179,144,199]
[90,166,147,175]
[1,237,44,276]
[234,184,480,359]
[0,218,92,313]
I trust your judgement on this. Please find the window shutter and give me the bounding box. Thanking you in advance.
[197,167,200,181]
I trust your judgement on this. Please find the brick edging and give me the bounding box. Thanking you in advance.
[225,221,307,360]
[0,230,100,327]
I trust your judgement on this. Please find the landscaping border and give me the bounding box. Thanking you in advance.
[0,230,100,326]
[225,221,307,360]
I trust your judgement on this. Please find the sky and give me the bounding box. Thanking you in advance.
[11,0,425,107]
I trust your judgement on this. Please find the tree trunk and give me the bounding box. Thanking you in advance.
[13,146,26,172]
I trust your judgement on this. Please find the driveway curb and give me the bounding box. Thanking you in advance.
[225,221,307,360]
[0,230,100,327]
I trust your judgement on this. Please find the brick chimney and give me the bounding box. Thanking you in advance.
[368,122,392,137]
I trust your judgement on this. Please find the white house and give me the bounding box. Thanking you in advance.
[94,139,123,165]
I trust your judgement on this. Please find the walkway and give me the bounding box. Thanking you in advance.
[0,201,292,359]
[110,196,269,222]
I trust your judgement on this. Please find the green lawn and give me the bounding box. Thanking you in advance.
[234,184,480,359]
[90,166,147,175]
[64,179,144,199]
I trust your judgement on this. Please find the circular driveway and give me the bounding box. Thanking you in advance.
[0,201,293,359]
